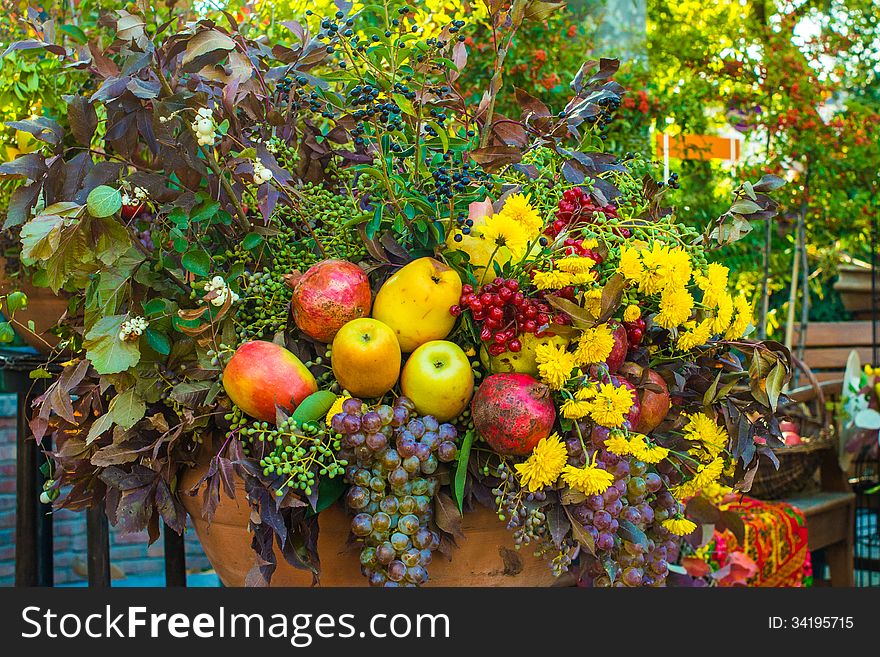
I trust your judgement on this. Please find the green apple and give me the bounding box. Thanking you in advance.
[400,340,474,421]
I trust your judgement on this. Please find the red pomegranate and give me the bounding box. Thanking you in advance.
[288,259,372,343]
[618,362,671,434]
[471,373,556,456]
[605,322,629,373]
[611,375,642,430]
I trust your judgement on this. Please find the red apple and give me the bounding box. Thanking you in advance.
[223,340,318,422]
[289,259,372,343]
[783,431,802,446]
[618,362,672,433]
[471,373,556,456]
[779,420,799,433]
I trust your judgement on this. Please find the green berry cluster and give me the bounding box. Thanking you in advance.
[226,408,347,497]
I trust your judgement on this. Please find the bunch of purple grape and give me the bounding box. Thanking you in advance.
[331,395,459,587]
[564,430,680,587]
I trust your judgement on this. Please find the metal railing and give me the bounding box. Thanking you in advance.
[2,351,187,588]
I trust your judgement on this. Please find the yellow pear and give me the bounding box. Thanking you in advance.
[372,257,462,352]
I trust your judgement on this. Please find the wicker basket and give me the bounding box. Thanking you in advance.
[750,355,837,500]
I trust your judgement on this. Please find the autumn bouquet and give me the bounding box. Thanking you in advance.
[0,0,790,588]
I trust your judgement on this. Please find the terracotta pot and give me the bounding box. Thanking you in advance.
[0,257,69,354]
[179,456,564,587]
[833,264,880,320]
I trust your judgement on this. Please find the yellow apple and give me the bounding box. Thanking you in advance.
[372,257,462,352]
[331,318,401,399]
[401,340,474,421]
[479,332,570,376]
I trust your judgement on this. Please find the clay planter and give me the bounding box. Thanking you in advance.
[834,264,880,320]
[180,457,562,587]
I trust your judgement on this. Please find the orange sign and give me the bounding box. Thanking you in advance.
[656,134,742,161]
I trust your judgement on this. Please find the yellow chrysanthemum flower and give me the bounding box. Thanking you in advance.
[676,317,714,352]
[499,193,543,237]
[557,256,597,275]
[617,245,644,281]
[534,341,576,390]
[655,286,694,328]
[638,444,670,464]
[560,398,592,419]
[514,432,567,492]
[691,456,724,490]
[663,517,697,536]
[478,213,529,259]
[583,287,603,317]
[588,382,634,428]
[604,432,634,456]
[711,291,734,334]
[683,412,729,458]
[574,385,596,401]
[623,304,641,322]
[695,263,729,307]
[561,457,614,496]
[724,294,753,339]
[573,323,615,366]
[325,394,350,427]
[638,242,676,294]
[532,269,575,290]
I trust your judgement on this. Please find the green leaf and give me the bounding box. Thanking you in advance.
[182,249,211,276]
[0,322,15,343]
[86,412,114,444]
[83,315,141,374]
[86,185,122,218]
[145,328,171,355]
[765,363,786,412]
[29,367,53,379]
[142,299,167,316]
[190,200,220,224]
[453,430,474,513]
[307,475,346,517]
[59,24,87,43]
[93,216,131,265]
[242,232,263,250]
[6,291,28,314]
[109,388,146,430]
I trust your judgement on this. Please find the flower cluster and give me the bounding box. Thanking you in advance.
[117,316,148,342]
[121,186,148,206]
[202,276,240,307]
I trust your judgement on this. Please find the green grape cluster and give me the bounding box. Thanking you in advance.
[224,406,346,494]
[332,396,459,587]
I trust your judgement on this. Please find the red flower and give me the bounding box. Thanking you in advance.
[539,73,559,90]
[534,49,547,63]
[567,25,577,38]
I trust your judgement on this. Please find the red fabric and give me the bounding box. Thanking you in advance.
[718,496,810,587]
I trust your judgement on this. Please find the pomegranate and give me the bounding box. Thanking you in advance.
[288,259,372,343]
[618,362,671,433]
[605,322,628,373]
[611,376,641,430]
[471,373,556,456]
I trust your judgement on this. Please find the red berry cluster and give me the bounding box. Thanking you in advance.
[450,278,569,356]
[546,187,627,239]
[561,237,604,264]
[624,317,646,346]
